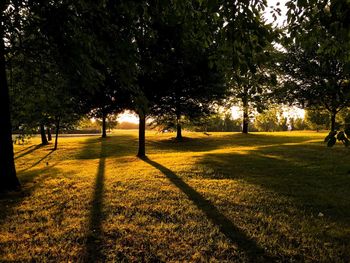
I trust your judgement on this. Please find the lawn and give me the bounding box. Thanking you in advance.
[1,130,349,262]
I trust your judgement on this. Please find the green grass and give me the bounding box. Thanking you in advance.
[1,130,350,262]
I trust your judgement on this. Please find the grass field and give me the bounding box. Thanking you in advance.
[1,130,350,262]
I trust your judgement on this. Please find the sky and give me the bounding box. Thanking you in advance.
[117,111,139,124]
[265,0,288,27]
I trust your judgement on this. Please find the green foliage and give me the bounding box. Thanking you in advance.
[254,106,287,132]
[134,0,275,135]
[95,115,118,131]
[216,0,275,73]
[77,118,100,130]
[336,131,350,147]
[304,108,331,131]
[280,1,350,131]
[135,1,229,130]
[289,117,309,131]
[337,108,350,130]
[192,113,242,132]
[324,130,350,147]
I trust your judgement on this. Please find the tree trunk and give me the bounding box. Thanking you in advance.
[242,93,249,134]
[0,20,20,191]
[54,119,60,150]
[47,127,52,141]
[330,111,337,132]
[40,123,48,145]
[176,123,182,140]
[242,108,249,134]
[137,113,146,158]
[176,114,182,140]
[102,112,107,138]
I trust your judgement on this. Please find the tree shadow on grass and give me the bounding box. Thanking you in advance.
[141,156,275,262]
[0,163,62,224]
[14,144,44,160]
[147,133,317,154]
[14,144,37,155]
[83,141,107,262]
[77,135,138,160]
[19,149,55,172]
[196,144,350,232]
[76,133,318,161]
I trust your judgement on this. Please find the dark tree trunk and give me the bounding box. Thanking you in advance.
[102,112,107,138]
[242,92,249,134]
[54,118,60,150]
[40,123,48,145]
[242,108,249,134]
[137,113,146,158]
[176,123,182,140]
[176,114,182,140]
[0,20,20,191]
[47,127,52,141]
[330,111,337,132]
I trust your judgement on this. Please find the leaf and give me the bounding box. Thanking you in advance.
[345,127,350,138]
[336,131,346,141]
[324,131,337,142]
[327,137,336,147]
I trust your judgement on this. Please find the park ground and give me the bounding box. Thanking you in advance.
[0,130,350,262]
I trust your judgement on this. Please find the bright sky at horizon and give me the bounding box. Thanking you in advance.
[118,105,305,124]
[117,111,139,124]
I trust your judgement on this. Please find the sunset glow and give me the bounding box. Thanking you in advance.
[117,111,139,124]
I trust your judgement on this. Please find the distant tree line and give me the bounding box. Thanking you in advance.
[191,106,350,133]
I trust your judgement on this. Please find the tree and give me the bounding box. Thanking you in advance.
[289,117,308,131]
[280,0,350,132]
[133,0,275,155]
[254,106,285,132]
[21,0,137,143]
[231,64,277,134]
[0,1,21,191]
[146,3,229,140]
[9,29,85,149]
[338,108,350,131]
[192,112,241,132]
[76,1,137,138]
[305,108,330,132]
[88,71,132,138]
[218,0,276,134]
[149,43,227,140]
[95,114,119,134]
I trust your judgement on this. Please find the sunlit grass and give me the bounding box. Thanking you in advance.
[1,130,349,261]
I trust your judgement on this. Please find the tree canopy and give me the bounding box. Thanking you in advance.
[280,0,350,131]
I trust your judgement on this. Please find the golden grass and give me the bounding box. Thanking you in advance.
[0,130,349,262]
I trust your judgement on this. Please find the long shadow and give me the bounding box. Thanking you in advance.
[83,141,106,262]
[14,144,44,160]
[0,163,63,223]
[76,133,317,160]
[141,157,275,262]
[197,144,350,224]
[19,149,55,172]
[194,146,350,260]
[14,144,36,155]
[147,133,317,154]
[77,135,137,160]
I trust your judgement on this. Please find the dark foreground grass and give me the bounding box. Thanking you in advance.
[0,131,349,262]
